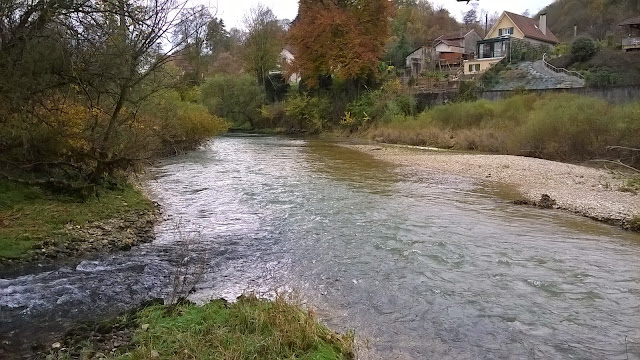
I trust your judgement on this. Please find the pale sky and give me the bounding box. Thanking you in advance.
[204,0,557,29]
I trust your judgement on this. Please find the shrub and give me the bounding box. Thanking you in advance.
[345,79,416,128]
[144,90,229,151]
[201,75,265,129]
[571,37,597,63]
[584,70,618,88]
[284,94,330,133]
[363,93,640,164]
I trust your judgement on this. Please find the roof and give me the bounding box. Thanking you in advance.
[434,39,463,48]
[283,45,297,56]
[434,29,476,42]
[619,16,640,26]
[503,11,559,44]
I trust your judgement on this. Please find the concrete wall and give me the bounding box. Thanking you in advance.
[480,85,640,104]
[406,47,436,76]
[414,91,458,110]
[463,31,482,56]
[463,57,504,75]
[413,85,640,110]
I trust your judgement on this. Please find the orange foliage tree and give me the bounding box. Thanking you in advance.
[288,0,393,88]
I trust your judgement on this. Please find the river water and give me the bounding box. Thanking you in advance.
[1,135,640,359]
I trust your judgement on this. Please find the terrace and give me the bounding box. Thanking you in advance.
[619,16,640,52]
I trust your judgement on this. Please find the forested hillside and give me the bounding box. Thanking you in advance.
[541,0,640,41]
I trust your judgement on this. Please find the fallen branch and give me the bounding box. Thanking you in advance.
[588,159,640,174]
[606,146,640,152]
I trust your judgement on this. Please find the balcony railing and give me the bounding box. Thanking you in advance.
[622,37,640,50]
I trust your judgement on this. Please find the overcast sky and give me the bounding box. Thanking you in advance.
[207,0,556,29]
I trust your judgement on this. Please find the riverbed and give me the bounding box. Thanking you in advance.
[1,135,639,359]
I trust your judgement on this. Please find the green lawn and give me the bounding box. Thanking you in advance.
[52,296,355,360]
[0,179,153,259]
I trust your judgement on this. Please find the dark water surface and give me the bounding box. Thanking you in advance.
[2,135,640,359]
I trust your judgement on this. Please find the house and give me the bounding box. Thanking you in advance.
[619,16,640,52]
[464,11,559,75]
[279,45,301,83]
[433,29,481,68]
[405,30,481,77]
[405,46,436,77]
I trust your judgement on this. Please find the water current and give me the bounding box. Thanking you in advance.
[1,135,640,359]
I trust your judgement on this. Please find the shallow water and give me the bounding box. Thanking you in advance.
[1,135,640,359]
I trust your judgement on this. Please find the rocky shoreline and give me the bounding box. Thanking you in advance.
[346,144,640,232]
[0,205,160,268]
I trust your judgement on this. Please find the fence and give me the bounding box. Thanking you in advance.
[541,53,585,80]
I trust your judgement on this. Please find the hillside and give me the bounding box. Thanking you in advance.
[539,0,640,41]
[550,49,640,86]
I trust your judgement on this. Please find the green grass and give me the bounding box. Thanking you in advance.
[618,176,640,195]
[0,179,153,259]
[51,296,354,360]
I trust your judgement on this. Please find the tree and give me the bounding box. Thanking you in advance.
[206,18,231,56]
[288,0,393,88]
[571,36,597,62]
[242,5,283,86]
[173,5,215,84]
[0,0,218,187]
[463,8,477,25]
[201,74,264,128]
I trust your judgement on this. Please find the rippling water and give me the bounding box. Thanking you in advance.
[2,135,640,359]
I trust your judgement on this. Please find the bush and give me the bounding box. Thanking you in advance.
[201,75,265,129]
[584,70,618,88]
[344,79,416,130]
[571,37,597,63]
[144,90,229,151]
[284,94,331,133]
[364,93,640,164]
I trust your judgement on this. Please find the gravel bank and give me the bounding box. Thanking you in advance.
[347,144,640,230]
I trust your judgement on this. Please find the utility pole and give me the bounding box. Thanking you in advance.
[485,13,488,36]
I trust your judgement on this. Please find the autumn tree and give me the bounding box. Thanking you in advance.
[384,0,461,68]
[288,0,393,88]
[0,0,227,189]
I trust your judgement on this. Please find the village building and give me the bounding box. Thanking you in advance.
[278,45,301,83]
[619,16,640,52]
[464,11,559,75]
[405,29,480,77]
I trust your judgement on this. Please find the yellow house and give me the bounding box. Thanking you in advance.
[464,11,559,75]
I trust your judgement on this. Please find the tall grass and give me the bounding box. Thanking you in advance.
[48,296,355,360]
[366,93,640,164]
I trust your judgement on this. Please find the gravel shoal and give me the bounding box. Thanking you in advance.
[346,144,640,227]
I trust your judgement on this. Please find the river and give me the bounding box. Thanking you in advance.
[1,135,639,359]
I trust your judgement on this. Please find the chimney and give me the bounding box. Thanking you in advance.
[539,13,547,35]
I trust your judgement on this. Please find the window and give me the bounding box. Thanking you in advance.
[499,27,515,36]
[469,64,473,72]
[475,64,480,72]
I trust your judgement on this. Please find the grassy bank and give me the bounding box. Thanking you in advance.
[0,179,154,260]
[363,93,640,165]
[47,296,354,360]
